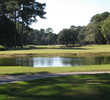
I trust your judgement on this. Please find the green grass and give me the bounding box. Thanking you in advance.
[0,45,110,56]
[0,74,110,100]
[0,45,110,100]
[0,64,110,76]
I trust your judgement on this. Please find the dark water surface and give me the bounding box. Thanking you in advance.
[0,56,110,67]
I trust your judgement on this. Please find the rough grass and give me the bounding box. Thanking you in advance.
[0,74,110,100]
[0,64,110,76]
[0,45,110,56]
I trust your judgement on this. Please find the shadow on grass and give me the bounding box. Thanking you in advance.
[9,47,38,51]
[33,46,93,50]
[0,71,51,77]
[9,47,93,51]
[0,73,110,100]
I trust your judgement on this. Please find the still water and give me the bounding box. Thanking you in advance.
[0,56,110,67]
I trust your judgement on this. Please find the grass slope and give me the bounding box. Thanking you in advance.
[0,74,110,100]
[0,64,110,76]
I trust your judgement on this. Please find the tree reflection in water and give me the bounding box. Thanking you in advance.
[0,56,110,67]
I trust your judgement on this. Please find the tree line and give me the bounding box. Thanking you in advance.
[30,11,110,46]
[58,11,110,46]
[0,2,110,48]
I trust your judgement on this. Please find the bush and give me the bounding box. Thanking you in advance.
[0,45,6,51]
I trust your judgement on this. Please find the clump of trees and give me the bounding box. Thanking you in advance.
[57,26,82,46]
[78,12,110,45]
[28,28,58,45]
[0,0,46,48]
[58,11,110,46]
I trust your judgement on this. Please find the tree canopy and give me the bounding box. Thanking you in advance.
[0,0,46,47]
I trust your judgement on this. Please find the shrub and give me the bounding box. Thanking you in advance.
[0,45,6,51]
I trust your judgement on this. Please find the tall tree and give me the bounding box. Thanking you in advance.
[0,0,46,47]
[18,0,46,47]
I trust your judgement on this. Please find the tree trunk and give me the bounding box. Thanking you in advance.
[14,11,17,48]
[20,21,24,48]
[107,40,110,44]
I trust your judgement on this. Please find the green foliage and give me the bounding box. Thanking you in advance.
[91,14,102,22]
[4,1,19,12]
[1,5,110,47]
[101,12,110,20]
[79,12,110,45]
[91,12,109,22]
[58,29,72,45]
[29,28,57,45]
[0,0,46,48]
[101,17,110,44]
[0,45,5,51]
[57,26,81,46]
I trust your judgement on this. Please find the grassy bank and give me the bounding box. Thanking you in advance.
[0,45,110,56]
[0,73,110,100]
[0,64,110,76]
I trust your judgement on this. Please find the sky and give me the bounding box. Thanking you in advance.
[31,0,110,33]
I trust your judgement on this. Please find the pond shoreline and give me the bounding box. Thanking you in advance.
[0,52,110,57]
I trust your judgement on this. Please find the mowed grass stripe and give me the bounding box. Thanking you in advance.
[0,64,110,75]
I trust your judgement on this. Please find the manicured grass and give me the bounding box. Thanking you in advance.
[0,45,110,99]
[0,45,110,56]
[0,64,110,76]
[0,74,110,100]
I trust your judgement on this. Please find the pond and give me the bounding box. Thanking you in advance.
[0,56,110,67]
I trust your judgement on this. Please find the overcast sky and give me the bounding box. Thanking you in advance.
[31,0,110,33]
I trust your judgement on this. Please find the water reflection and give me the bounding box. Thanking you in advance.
[0,56,110,67]
[33,57,71,67]
[0,58,33,66]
